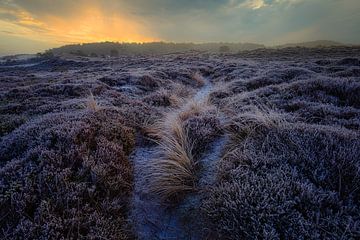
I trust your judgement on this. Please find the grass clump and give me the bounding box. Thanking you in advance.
[143,88,183,107]
[85,92,100,112]
[191,71,206,87]
[145,101,222,200]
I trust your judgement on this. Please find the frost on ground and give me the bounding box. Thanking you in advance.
[130,74,228,240]
[1,47,360,239]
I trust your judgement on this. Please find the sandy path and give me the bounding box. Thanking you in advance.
[129,74,227,239]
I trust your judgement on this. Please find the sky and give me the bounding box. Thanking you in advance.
[0,0,359,55]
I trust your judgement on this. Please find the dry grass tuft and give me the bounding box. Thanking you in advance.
[143,88,184,108]
[148,121,196,198]
[172,82,195,99]
[191,71,206,87]
[144,100,220,200]
[225,105,288,144]
[86,91,100,112]
[178,100,214,121]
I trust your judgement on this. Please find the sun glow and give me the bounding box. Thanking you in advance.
[43,7,158,43]
[0,5,158,45]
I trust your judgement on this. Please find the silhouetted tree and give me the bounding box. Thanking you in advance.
[37,50,54,58]
[48,42,265,56]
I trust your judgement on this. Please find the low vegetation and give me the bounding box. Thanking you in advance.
[202,52,360,239]
[144,101,221,200]
[1,47,360,239]
[0,109,135,239]
[202,111,360,239]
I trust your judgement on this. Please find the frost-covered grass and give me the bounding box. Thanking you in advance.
[1,47,360,239]
[144,100,222,200]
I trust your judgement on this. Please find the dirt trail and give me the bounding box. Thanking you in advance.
[129,74,227,240]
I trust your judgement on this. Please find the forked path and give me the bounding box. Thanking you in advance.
[129,74,227,239]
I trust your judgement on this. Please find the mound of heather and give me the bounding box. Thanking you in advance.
[201,109,360,239]
[210,57,360,130]
[202,55,360,239]
[0,109,136,239]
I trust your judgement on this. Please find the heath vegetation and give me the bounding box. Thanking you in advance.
[1,47,360,239]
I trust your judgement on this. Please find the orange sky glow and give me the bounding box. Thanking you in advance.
[41,8,159,43]
[0,3,158,50]
[1,0,359,55]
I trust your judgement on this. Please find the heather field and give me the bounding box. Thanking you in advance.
[1,47,360,239]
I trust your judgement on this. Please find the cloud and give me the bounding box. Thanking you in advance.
[0,0,359,54]
[231,0,269,9]
[1,30,15,34]
[0,0,159,44]
[226,0,305,10]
